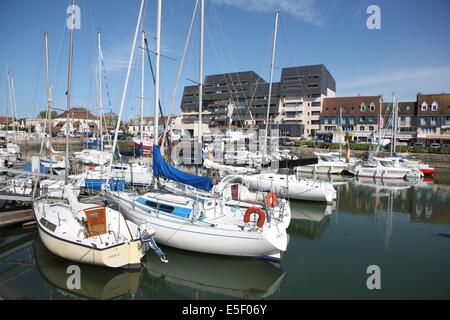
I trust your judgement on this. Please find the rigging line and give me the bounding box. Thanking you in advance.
[203,21,242,127]
[245,27,273,121]
[210,3,251,112]
[203,18,247,128]
[280,13,297,67]
[205,6,243,116]
[162,0,199,150]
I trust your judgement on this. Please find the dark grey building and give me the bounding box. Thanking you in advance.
[180,65,336,138]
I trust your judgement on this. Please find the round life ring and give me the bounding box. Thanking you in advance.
[265,192,278,208]
[244,207,266,228]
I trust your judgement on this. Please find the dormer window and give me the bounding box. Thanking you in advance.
[360,103,366,112]
[421,101,428,111]
[369,102,375,111]
[431,101,438,111]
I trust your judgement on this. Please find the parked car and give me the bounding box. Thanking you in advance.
[281,138,295,146]
[430,143,441,150]
[414,143,426,148]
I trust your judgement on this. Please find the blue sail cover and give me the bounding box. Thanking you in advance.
[152,145,213,191]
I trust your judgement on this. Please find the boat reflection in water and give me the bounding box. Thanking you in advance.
[353,176,422,191]
[288,201,335,239]
[34,239,142,300]
[143,246,285,299]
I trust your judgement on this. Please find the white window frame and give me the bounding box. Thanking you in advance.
[369,102,375,111]
[360,103,366,112]
[421,101,428,112]
[431,101,438,111]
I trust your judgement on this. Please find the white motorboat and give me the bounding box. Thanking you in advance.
[74,149,112,166]
[296,152,354,175]
[239,173,337,203]
[109,162,153,185]
[34,184,159,268]
[6,142,20,155]
[376,154,435,176]
[0,146,18,162]
[351,158,422,180]
[7,177,81,198]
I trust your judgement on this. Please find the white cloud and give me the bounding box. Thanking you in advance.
[211,0,321,25]
[338,65,450,100]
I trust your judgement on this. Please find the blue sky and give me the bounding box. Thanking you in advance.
[0,0,449,120]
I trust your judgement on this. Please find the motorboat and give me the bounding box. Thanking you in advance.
[296,152,354,175]
[351,158,423,180]
[239,172,337,203]
[73,149,112,166]
[379,154,435,176]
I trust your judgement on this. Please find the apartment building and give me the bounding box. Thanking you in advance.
[415,93,450,145]
[320,96,383,143]
[180,65,335,138]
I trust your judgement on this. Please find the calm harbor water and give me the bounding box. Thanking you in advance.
[1,168,450,299]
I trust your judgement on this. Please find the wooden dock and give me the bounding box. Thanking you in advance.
[0,208,35,228]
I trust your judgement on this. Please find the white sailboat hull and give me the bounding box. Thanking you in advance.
[37,224,143,269]
[106,192,287,261]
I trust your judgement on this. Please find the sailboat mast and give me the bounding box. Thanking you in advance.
[197,0,204,144]
[140,31,145,145]
[65,0,75,185]
[154,0,161,143]
[44,32,53,178]
[263,10,279,157]
[339,106,342,160]
[6,70,12,143]
[97,32,104,152]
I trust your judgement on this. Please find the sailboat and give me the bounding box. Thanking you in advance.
[106,146,288,261]
[34,0,166,269]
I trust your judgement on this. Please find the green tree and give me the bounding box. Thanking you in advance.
[38,110,58,119]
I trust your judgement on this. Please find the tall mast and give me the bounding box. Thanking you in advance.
[197,0,204,144]
[44,32,53,178]
[392,92,397,155]
[105,0,145,186]
[10,77,18,141]
[97,32,104,152]
[6,69,12,142]
[153,0,161,143]
[140,31,145,145]
[263,10,279,157]
[339,106,342,159]
[65,0,75,185]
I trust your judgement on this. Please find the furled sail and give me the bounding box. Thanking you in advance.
[152,145,213,191]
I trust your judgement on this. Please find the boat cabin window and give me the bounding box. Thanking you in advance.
[320,156,334,162]
[143,200,174,214]
[380,160,393,167]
